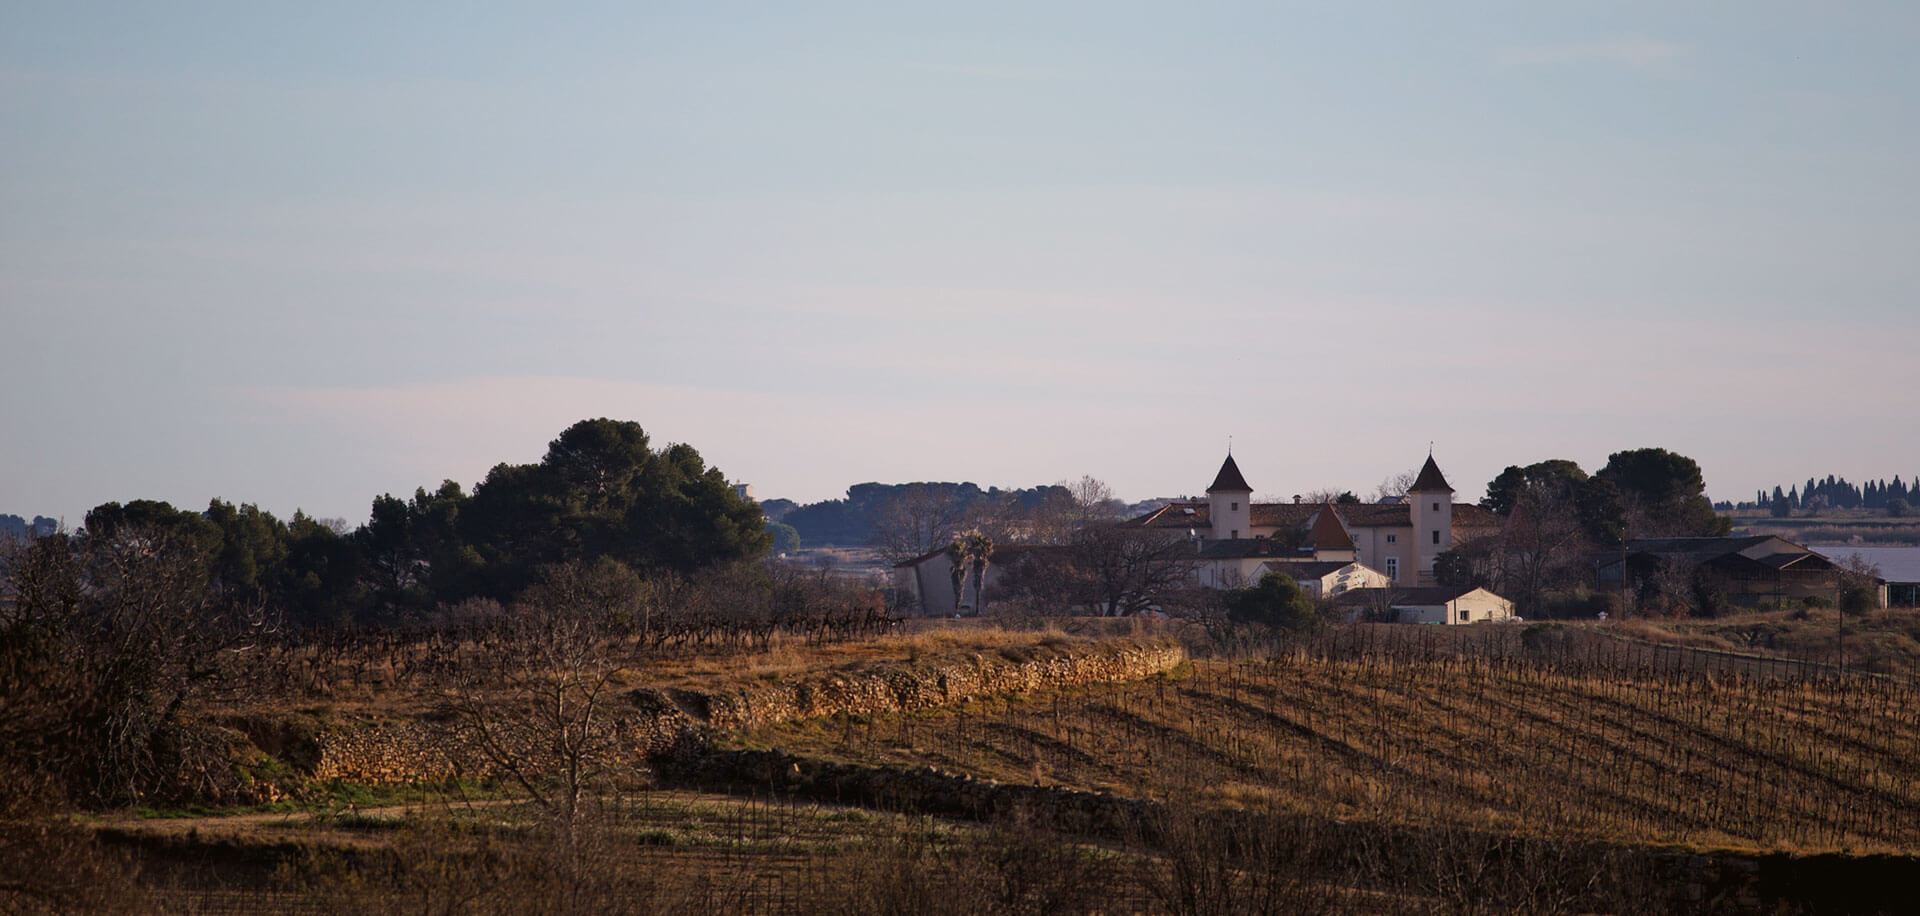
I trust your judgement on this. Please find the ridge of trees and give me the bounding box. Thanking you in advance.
[4,419,768,630]
[0,514,61,542]
[767,479,1121,552]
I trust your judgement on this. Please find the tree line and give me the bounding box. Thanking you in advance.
[4,419,769,630]
[1443,447,1733,618]
[762,481,1096,549]
[1753,474,1918,517]
[0,514,59,542]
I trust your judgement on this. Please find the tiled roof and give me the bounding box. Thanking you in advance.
[1121,501,1502,531]
[1409,455,1454,493]
[1621,536,1778,564]
[1207,454,1253,493]
[1197,539,1294,559]
[1256,560,1352,579]
[1308,503,1355,550]
[1119,501,1210,529]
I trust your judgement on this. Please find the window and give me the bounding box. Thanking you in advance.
[1385,557,1398,582]
[1431,502,1440,511]
[1230,501,1238,511]
[1432,530,1441,545]
[1230,529,1239,539]
[1459,608,1471,623]
[1386,534,1396,544]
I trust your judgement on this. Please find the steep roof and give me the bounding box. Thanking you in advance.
[1197,539,1290,559]
[1308,503,1356,551]
[1256,560,1353,579]
[1409,454,1454,493]
[1207,454,1253,493]
[1623,535,1779,563]
[1119,501,1503,532]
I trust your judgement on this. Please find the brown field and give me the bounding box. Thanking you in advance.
[1613,607,1920,678]
[732,629,1920,855]
[23,620,1920,914]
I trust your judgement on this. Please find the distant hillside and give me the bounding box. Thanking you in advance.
[768,482,1068,547]
[0,513,59,541]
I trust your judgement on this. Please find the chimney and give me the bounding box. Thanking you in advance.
[1292,495,1302,504]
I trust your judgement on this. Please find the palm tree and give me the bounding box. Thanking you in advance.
[946,529,995,614]
[962,529,994,613]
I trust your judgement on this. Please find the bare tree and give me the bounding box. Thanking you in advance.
[1026,475,1122,545]
[446,561,625,836]
[1,526,273,807]
[1372,469,1420,503]
[1057,528,1199,616]
[870,484,970,564]
[1490,478,1595,617]
[1301,487,1354,505]
[1833,554,1884,669]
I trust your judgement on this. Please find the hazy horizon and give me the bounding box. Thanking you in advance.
[6,3,1917,527]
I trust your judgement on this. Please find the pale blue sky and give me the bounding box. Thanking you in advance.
[4,2,1917,524]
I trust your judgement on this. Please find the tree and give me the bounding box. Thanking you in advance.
[766,521,802,554]
[456,420,769,597]
[1482,460,1588,516]
[1431,548,1484,590]
[870,483,970,564]
[1831,554,1884,669]
[1026,476,1120,545]
[1372,470,1420,504]
[1222,572,1321,633]
[946,529,995,613]
[1836,555,1881,616]
[1595,448,1731,537]
[446,560,626,837]
[997,526,1198,616]
[2,524,272,807]
[1302,488,1356,506]
[202,499,289,603]
[1062,528,1198,617]
[1491,476,1598,617]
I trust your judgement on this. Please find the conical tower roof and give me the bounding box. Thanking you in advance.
[1409,454,1454,493]
[1207,454,1252,493]
[1308,503,1355,551]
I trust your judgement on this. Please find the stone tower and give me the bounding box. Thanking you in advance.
[1408,453,1454,581]
[1207,453,1253,541]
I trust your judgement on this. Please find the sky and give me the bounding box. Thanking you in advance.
[4,1,1917,526]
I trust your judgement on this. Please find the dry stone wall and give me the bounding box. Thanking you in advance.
[280,641,1183,785]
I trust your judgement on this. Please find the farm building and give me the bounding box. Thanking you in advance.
[1597,536,1883,608]
[890,544,1063,616]
[1336,585,1519,625]
[1810,545,1919,608]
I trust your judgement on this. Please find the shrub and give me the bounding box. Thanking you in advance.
[1221,573,1320,634]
